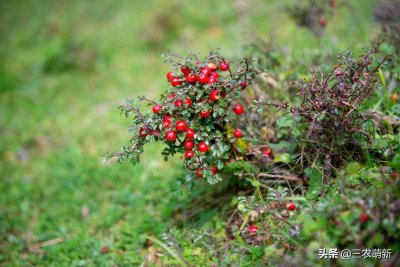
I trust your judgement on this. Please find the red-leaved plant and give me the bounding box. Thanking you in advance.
[105,51,259,183]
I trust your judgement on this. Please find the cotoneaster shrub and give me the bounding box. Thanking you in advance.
[105,51,259,184]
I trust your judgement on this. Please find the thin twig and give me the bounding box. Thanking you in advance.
[28,237,65,252]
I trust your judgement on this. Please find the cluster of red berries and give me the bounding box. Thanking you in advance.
[166,61,230,87]
[130,52,258,182]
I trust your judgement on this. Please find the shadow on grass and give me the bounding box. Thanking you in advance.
[164,176,251,229]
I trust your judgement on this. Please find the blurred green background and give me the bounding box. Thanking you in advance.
[0,0,379,265]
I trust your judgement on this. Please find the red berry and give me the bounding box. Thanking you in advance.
[152,104,162,114]
[207,76,217,84]
[219,61,229,71]
[248,225,258,234]
[176,120,187,131]
[286,202,296,211]
[184,150,194,159]
[199,110,211,119]
[184,98,192,108]
[171,77,182,87]
[185,73,197,84]
[197,73,208,84]
[240,81,247,89]
[319,18,327,27]
[164,115,172,121]
[166,71,174,81]
[207,62,217,71]
[209,90,220,101]
[200,67,211,76]
[140,127,149,138]
[233,104,244,115]
[198,142,209,153]
[212,166,217,175]
[184,139,194,150]
[233,129,243,138]
[163,121,171,128]
[392,92,398,102]
[209,71,219,79]
[196,168,204,178]
[181,66,190,75]
[100,246,110,254]
[165,130,177,142]
[262,148,272,157]
[186,128,195,138]
[360,213,369,223]
[174,99,183,107]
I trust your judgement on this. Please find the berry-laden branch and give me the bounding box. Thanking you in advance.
[105,50,260,184]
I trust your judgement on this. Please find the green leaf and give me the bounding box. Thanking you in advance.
[217,161,224,170]
[302,217,319,238]
[276,115,295,128]
[246,178,261,187]
[378,68,386,86]
[390,154,400,171]
[305,167,323,200]
[273,153,292,163]
[391,104,400,115]
[340,210,354,227]
[345,162,363,175]
[224,160,257,174]
[207,173,222,184]
[264,245,277,257]
[269,141,297,153]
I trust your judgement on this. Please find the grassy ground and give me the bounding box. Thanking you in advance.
[0,0,379,265]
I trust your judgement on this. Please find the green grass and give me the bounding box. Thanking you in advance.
[0,0,380,265]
